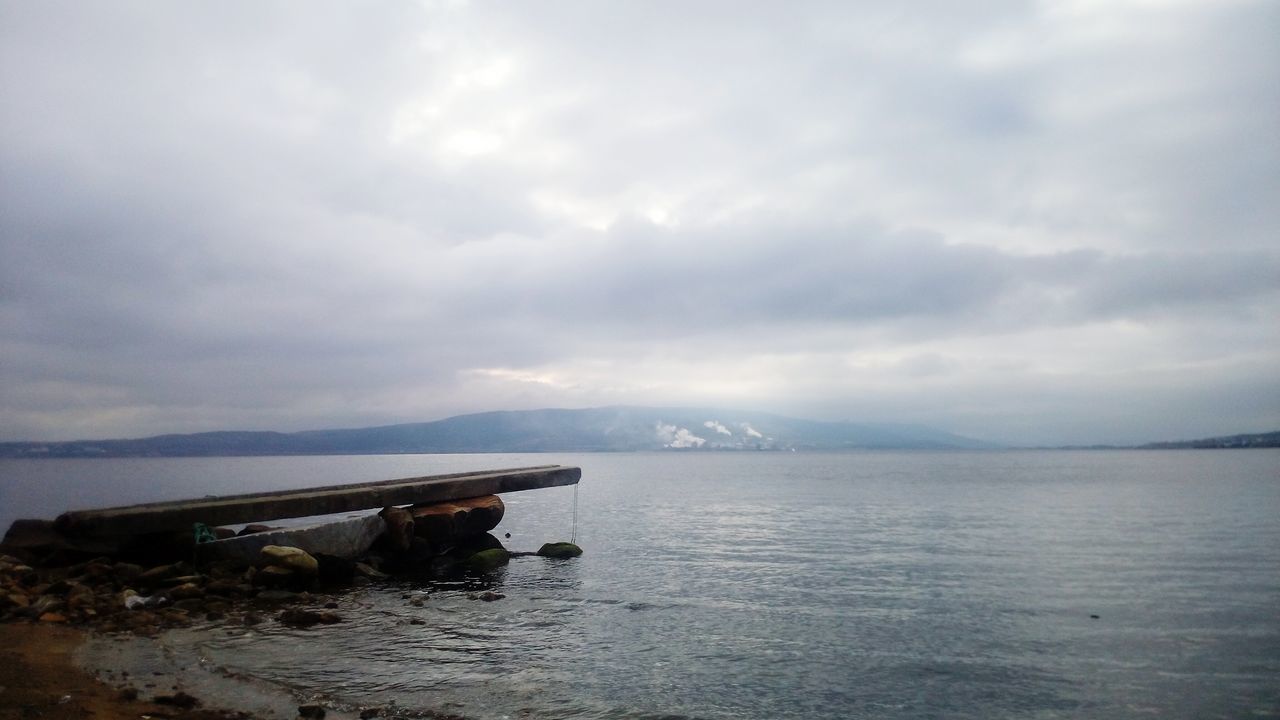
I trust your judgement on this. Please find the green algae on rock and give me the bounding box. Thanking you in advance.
[465,548,510,571]
[536,542,582,559]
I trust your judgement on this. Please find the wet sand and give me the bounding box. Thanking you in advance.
[0,622,350,720]
[0,623,247,720]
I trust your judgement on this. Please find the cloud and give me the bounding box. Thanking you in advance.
[0,0,1276,444]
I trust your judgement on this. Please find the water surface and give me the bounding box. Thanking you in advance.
[4,450,1278,719]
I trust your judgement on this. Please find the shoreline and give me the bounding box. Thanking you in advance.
[0,622,254,720]
[3,616,477,720]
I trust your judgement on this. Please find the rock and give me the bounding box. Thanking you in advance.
[112,562,144,583]
[314,553,355,585]
[205,579,249,597]
[75,562,115,583]
[298,704,326,718]
[359,708,383,719]
[354,562,389,579]
[242,611,264,625]
[537,542,583,559]
[155,691,200,709]
[118,687,139,701]
[173,598,207,613]
[378,507,415,552]
[466,549,510,572]
[201,516,387,566]
[410,495,505,543]
[38,611,68,622]
[404,537,434,565]
[477,591,505,602]
[45,579,74,595]
[9,564,38,586]
[139,562,187,583]
[66,585,95,611]
[259,546,319,574]
[162,574,205,587]
[33,595,63,614]
[169,582,205,600]
[254,589,301,602]
[252,565,300,587]
[278,608,343,626]
[453,532,504,557]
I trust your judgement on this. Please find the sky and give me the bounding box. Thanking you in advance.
[1,0,1277,446]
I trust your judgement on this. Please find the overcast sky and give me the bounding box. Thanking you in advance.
[1,0,1277,446]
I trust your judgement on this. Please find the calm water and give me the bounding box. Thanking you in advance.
[3,450,1279,719]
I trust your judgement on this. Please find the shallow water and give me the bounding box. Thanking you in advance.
[6,450,1280,718]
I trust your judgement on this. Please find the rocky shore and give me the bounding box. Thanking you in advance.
[0,493,582,720]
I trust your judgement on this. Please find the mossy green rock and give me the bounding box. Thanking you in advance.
[466,548,510,571]
[536,542,583,559]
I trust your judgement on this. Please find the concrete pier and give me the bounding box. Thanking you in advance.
[54,465,581,537]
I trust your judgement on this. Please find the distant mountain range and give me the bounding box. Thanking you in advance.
[0,406,995,458]
[1137,431,1280,450]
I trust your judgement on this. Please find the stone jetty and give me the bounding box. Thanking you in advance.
[0,465,583,631]
[0,461,583,720]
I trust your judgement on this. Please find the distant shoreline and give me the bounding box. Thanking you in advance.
[2,406,1274,457]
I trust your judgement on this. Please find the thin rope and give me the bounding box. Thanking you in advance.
[570,482,579,544]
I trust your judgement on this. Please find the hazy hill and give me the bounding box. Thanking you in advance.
[1138,431,1280,449]
[0,406,992,457]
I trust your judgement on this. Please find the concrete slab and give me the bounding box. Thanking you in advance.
[194,513,388,565]
[55,465,581,537]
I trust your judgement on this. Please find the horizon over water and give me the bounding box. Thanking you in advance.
[2,450,1278,719]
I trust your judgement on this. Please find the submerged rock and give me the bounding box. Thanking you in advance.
[537,542,583,559]
[466,548,510,571]
[278,607,343,626]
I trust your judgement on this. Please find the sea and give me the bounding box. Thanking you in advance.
[2,450,1278,719]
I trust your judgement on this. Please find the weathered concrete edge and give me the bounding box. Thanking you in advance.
[194,514,388,565]
[56,465,581,537]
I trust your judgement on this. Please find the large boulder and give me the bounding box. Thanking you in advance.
[410,496,504,544]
